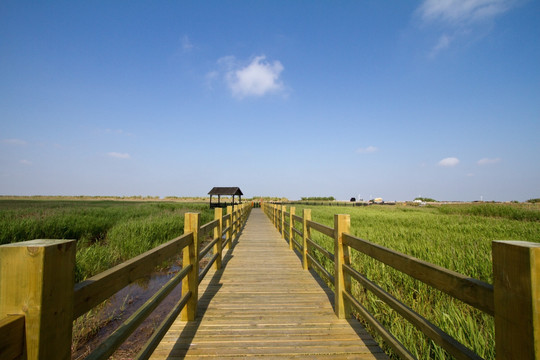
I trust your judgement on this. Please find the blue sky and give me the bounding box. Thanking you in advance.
[1,1,539,201]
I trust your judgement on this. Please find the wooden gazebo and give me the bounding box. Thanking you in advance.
[208,187,243,208]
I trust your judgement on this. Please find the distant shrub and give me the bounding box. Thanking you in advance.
[414,197,437,202]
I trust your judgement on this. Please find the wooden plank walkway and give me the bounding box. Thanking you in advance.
[151,208,387,359]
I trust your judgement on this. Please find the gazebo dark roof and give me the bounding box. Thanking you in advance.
[208,187,243,196]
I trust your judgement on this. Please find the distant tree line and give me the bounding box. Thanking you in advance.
[301,196,335,201]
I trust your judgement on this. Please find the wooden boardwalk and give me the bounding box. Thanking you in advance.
[151,208,387,359]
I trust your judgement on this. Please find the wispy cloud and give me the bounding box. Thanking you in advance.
[1,138,27,145]
[438,157,460,167]
[101,128,134,137]
[477,157,501,165]
[430,34,453,58]
[356,146,378,154]
[417,0,520,56]
[20,159,32,165]
[419,0,517,24]
[213,55,285,98]
[181,35,194,53]
[107,152,131,159]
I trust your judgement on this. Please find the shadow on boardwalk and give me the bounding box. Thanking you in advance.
[150,209,387,359]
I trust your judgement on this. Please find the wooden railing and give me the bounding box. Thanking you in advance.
[262,202,539,360]
[0,202,251,360]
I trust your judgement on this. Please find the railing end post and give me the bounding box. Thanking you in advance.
[493,240,540,360]
[0,239,76,360]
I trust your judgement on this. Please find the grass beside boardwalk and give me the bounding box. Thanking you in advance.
[290,203,539,360]
[0,199,214,282]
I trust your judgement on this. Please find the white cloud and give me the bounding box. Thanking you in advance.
[419,0,517,25]
[2,138,27,145]
[356,146,378,154]
[219,55,285,98]
[107,152,131,159]
[477,157,501,165]
[20,159,32,165]
[438,157,460,167]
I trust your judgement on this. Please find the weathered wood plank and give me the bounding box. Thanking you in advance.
[150,209,386,359]
[0,315,24,360]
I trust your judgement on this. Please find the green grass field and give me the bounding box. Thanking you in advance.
[0,199,214,282]
[2,199,538,359]
[289,203,539,359]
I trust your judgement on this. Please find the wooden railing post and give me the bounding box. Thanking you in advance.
[493,241,540,359]
[181,212,200,321]
[289,207,295,250]
[281,205,287,239]
[214,207,223,270]
[226,205,233,249]
[0,239,76,360]
[334,214,352,319]
[302,209,311,270]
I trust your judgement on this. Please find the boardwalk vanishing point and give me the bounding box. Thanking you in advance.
[151,208,388,359]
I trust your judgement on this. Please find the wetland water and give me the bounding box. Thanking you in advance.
[72,256,209,360]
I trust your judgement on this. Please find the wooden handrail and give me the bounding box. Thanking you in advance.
[199,236,220,259]
[0,202,253,360]
[306,252,334,284]
[342,233,494,315]
[74,233,193,319]
[199,218,219,237]
[85,264,192,360]
[292,226,303,238]
[343,263,483,360]
[134,291,192,360]
[0,315,24,360]
[306,237,334,262]
[199,253,220,283]
[306,219,334,238]
[342,290,415,360]
[261,202,539,359]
